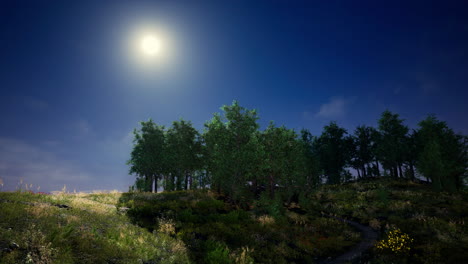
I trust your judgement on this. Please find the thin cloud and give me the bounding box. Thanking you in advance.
[23,96,49,111]
[0,137,93,192]
[76,120,91,135]
[315,97,354,119]
[70,119,93,139]
[414,72,439,94]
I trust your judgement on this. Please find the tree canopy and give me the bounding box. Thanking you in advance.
[127,102,467,197]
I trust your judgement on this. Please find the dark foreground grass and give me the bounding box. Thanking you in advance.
[117,190,361,264]
[302,177,468,263]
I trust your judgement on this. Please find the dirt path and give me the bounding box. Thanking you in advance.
[317,215,378,264]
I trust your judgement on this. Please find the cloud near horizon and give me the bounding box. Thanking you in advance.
[0,137,95,192]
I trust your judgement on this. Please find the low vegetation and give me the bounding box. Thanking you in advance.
[303,177,468,263]
[117,190,360,264]
[0,191,189,264]
[1,177,467,263]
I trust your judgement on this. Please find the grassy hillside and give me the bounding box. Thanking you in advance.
[0,191,189,264]
[1,177,467,263]
[302,177,468,263]
[117,191,360,264]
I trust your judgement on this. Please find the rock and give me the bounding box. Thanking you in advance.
[9,242,19,250]
[54,204,70,209]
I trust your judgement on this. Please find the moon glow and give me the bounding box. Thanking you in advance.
[141,35,161,56]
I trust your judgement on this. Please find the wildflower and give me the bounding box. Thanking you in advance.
[375,227,413,255]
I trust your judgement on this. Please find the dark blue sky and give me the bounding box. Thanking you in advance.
[1,0,467,192]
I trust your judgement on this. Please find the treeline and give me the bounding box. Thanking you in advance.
[127,101,467,202]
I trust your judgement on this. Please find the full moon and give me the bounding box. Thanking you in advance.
[141,35,161,56]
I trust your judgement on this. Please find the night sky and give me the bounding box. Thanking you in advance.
[1,0,467,192]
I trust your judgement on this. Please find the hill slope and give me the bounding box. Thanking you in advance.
[0,191,189,264]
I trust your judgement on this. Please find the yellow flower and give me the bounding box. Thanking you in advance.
[375,227,413,255]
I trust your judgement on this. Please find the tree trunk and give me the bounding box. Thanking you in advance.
[145,174,151,192]
[252,178,258,197]
[185,170,189,190]
[269,173,275,199]
[176,169,182,190]
[357,169,361,179]
[362,165,367,177]
[375,160,380,176]
[398,164,404,179]
[409,163,415,180]
[153,174,157,193]
[189,172,193,190]
[393,166,399,178]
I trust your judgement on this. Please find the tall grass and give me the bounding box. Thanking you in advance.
[0,189,190,263]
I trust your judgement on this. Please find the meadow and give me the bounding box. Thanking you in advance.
[1,177,467,263]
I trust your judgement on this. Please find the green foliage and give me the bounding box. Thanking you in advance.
[253,192,285,219]
[307,177,468,264]
[165,118,203,191]
[377,110,409,178]
[315,121,353,184]
[260,122,306,200]
[300,129,322,190]
[416,115,467,192]
[375,186,390,206]
[118,190,360,263]
[204,240,232,264]
[127,119,166,192]
[351,125,380,178]
[127,102,466,214]
[203,100,261,201]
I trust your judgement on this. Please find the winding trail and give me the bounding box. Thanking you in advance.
[317,215,378,264]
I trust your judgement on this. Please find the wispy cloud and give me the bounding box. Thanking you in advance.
[23,96,49,111]
[70,119,93,139]
[414,72,439,94]
[98,131,134,161]
[0,137,92,192]
[314,96,355,119]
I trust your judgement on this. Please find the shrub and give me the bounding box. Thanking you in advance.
[375,227,414,255]
[204,240,232,264]
[23,224,56,264]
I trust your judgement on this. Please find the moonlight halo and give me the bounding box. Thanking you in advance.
[141,35,161,56]
[123,22,178,77]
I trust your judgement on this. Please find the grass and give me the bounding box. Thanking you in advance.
[1,177,466,263]
[303,177,468,263]
[0,191,190,264]
[117,190,361,264]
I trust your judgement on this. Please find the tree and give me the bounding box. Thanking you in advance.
[316,122,352,184]
[377,110,409,178]
[416,115,467,191]
[402,130,417,180]
[261,122,305,200]
[127,119,166,192]
[203,101,260,201]
[165,119,202,191]
[300,129,321,189]
[351,125,376,178]
[203,112,230,194]
[369,127,382,176]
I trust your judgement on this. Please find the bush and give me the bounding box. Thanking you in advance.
[375,227,414,255]
[204,240,232,264]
